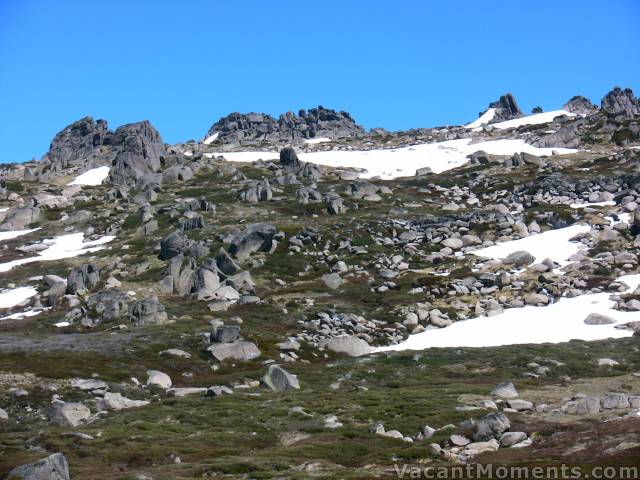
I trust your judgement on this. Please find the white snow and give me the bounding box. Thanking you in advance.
[0,286,37,309]
[569,201,616,209]
[303,137,331,145]
[375,274,640,352]
[0,233,115,273]
[470,224,590,266]
[208,138,577,180]
[490,110,575,130]
[203,132,219,145]
[0,309,43,321]
[0,228,40,242]
[68,166,110,186]
[465,108,496,129]
[0,208,8,213]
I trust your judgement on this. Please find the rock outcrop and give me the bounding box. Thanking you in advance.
[563,95,598,115]
[601,87,639,117]
[205,106,363,146]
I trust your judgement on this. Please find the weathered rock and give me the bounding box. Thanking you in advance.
[109,121,166,188]
[98,392,150,411]
[491,382,518,399]
[320,335,373,357]
[146,370,172,389]
[500,431,528,447]
[228,223,277,259]
[212,325,241,343]
[563,95,598,115]
[160,230,188,260]
[472,412,511,442]
[67,264,100,294]
[601,86,639,117]
[49,400,90,427]
[0,206,40,231]
[584,313,616,325]
[6,453,70,480]
[262,365,300,391]
[207,341,261,362]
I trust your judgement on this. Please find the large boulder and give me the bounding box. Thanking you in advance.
[227,223,278,259]
[483,93,523,123]
[601,86,639,117]
[280,147,301,170]
[49,400,90,427]
[472,412,511,442]
[0,206,40,231]
[562,95,598,115]
[160,230,188,260]
[6,453,70,480]
[67,263,100,294]
[321,335,372,357]
[109,121,166,187]
[47,116,110,169]
[262,365,300,391]
[129,297,167,325]
[206,341,261,362]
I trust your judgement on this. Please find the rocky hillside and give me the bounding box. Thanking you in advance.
[0,87,639,479]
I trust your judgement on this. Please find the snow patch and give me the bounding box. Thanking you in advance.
[375,274,640,352]
[0,233,115,273]
[470,224,590,266]
[68,166,110,186]
[303,137,331,145]
[0,286,37,309]
[569,201,616,209]
[491,110,575,130]
[203,132,219,145]
[208,139,578,180]
[465,108,496,129]
[0,228,41,242]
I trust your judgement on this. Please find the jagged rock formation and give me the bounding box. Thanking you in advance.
[47,116,111,170]
[484,93,523,123]
[563,95,598,115]
[108,121,166,188]
[601,86,639,117]
[205,106,363,147]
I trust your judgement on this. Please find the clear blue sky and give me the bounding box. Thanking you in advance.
[1,0,638,163]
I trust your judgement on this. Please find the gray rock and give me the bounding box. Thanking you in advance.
[6,453,70,480]
[98,392,150,411]
[322,273,345,290]
[49,401,90,427]
[506,399,533,411]
[212,325,241,343]
[491,382,518,399]
[563,95,598,115]
[207,341,261,362]
[472,412,511,442]
[601,86,639,117]
[321,336,373,357]
[0,206,40,231]
[565,396,601,415]
[146,370,172,389]
[160,230,188,260]
[602,393,630,409]
[500,431,527,447]
[228,223,277,259]
[503,250,535,267]
[67,263,100,295]
[485,93,523,123]
[584,313,616,325]
[109,120,166,188]
[129,297,167,325]
[262,365,300,391]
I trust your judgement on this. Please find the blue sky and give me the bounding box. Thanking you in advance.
[0,0,638,163]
